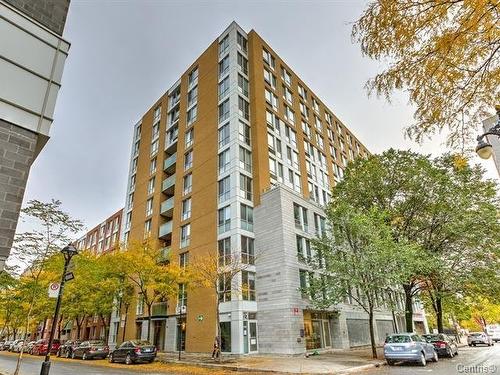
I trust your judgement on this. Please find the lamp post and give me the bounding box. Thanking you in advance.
[475,105,500,159]
[40,244,78,375]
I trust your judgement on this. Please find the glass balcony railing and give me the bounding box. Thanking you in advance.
[159,221,173,238]
[160,197,174,217]
[162,174,176,193]
[164,153,177,173]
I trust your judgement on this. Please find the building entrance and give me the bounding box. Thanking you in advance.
[303,311,332,350]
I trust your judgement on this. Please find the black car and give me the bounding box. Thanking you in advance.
[422,334,459,358]
[57,340,81,358]
[71,340,109,360]
[108,340,156,364]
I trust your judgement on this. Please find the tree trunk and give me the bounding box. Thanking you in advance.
[436,295,444,333]
[146,305,152,341]
[99,315,108,344]
[368,309,377,359]
[40,318,47,339]
[216,295,222,363]
[76,316,85,339]
[403,284,413,332]
[57,315,63,340]
[14,303,33,375]
[122,304,129,343]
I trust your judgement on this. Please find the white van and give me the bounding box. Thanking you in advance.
[486,324,500,343]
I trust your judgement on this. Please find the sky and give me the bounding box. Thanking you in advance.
[18,0,499,235]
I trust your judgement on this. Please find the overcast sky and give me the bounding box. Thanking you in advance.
[19,0,499,235]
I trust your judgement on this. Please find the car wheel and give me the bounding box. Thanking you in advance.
[71,351,76,359]
[447,348,453,358]
[432,351,438,362]
[125,354,132,365]
[108,354,114,363]
[66,350,71,358]
[386,359,395,366]
[82,352,87,360]
[419,352,427,366]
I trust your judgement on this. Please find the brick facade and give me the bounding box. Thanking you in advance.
[0,120,38,267]
[4,0,70,36]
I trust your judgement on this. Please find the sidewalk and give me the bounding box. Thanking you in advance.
[158,347,386,374]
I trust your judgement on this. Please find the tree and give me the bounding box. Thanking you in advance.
[308,203,416,359]
[191,248,250,362]
[352,0,500,147]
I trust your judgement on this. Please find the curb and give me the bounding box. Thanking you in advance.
[337,361,385,375]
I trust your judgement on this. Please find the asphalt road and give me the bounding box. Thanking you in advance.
[362,344,500,375]
[0,352,166,375]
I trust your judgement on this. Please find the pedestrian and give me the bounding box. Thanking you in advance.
[211,336,220,359]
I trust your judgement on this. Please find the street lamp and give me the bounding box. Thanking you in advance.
[40,244,78,375]
[475,105,500,160]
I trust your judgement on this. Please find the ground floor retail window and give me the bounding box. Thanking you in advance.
[303,311,332,350]
[220,322,231,352]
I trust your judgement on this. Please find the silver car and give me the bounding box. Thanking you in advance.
[468,332,493,346]
[384,333,438,366]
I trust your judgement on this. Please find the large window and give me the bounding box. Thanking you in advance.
[146,198,153,216]
[218,176,231,203]
[184,150,193,171]
[187,86,198,108]
[263,48,275,69]
[178,283,187,308]
[239,147,252,172]
[219,54,229,77]
[180,224,191,248]
[264,68,277,89]
[241,236,254,265]
[219,99,230,123]
[219,34,229,56]
[218,273,232,302]
[218,149,231,174]
[240,204,253,232]
[237,52,248,75]
[238,74,249,97]
[265,89,278,110]
[237,32,247,53]
[218,76,230,99]
[296,235,311,262]
[188,67,198,88]
[185,128,194,149]
[147,177,155,195]
[218,237,231,267]
[218,206,231,234]
[218,123,230,148]
[239,174,252,201]
[242,271,256,301]
[181,198,191,221]
[238,96,249,120]
[239,121,251,145]
[293,203,309,232]
[183,173,192,195]
[187,105,197,125]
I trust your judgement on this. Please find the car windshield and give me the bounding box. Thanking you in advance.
[422,334,444,342]
[386,335,411,343]
[471,333,483,336]
[89,341,104,345]
[131,340,152,346]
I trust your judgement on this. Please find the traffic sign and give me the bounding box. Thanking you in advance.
[48,283,60,298]
[64,272,74,281]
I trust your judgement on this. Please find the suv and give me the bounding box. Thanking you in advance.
[468,332,493,347]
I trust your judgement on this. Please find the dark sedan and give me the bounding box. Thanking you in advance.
[71,340,109,360]
[108,340,156,365]
[57,340,81,358]
[422,334,459,357]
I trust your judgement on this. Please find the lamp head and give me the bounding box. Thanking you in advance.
[61,244,78,260]
[476,138,493,159]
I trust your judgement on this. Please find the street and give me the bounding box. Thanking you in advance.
[362,344,500,375]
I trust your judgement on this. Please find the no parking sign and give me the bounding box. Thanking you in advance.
[48,282,60,298]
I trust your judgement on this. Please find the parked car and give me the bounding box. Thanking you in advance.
[468,332,493,346]
[384,333,438,366]
[31,339,61,355]
[71,340,109,360]
[1,341,12,351]
[25,341,36,354]
[11,340,25,353]
[57,340,81,358]
[108,340,156,364]
[422,334,459,357]
[9,339,23,352]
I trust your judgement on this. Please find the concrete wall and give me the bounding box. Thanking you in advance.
[0,120,37,268]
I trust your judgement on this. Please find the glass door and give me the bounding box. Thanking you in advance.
[249,321,258,352]
[322,320,331,347]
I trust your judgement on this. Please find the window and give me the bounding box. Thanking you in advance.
[150,139,159,156]
[219,55,229,77]
[218,76,230,99]
[219,99,230,123]
[239,121,251,145]
[149,158,157,175]
[284,105,295,124]
[144,219,152,235]
[218,206,231,233]
[218,149,231,174]
[180,224,191,248]
[188,67,198,88]
[152,122,160,140]
[325,111,332,125]
[314,115,322,131]
[242,271,256,301]
[218,237,231,266]
[269,157,277,177]
[283,85,293,104]
[241,236,254,265]
[218,176,231,203]
[178,283,187,307]
[264,68,277,89]
[183,173,192,195]
[187,105,197,125]
[236,97,249,122]
[131,157,138,174]
[219,34,229,56]
[267,132,275,152]
[285,126,297,146]
[296,235,312,261]
[133,140,140,155]
[238,74,249,97]
[266,110,279,131]
[184,150,193,171]
[239,146,252,172]
[237,52,248,75]
[240,204,253,232]
[293,203,308,232]
[218,272,231,302]
[300,102,309,118]
[312,97,319,112]
[136,293,144,315]
[239,174,252,201]
[317,135,324,150]
[294,173,301,192]
[314,213,326,237]
[185,128,194,149]
[299,270,308,296]
[263,48,275,69]
[281,67,292,86]
[265,89,278,110]
[237,32,247,53]
[179,252,189,268]
[181,198,191,221]
[187,86,198,108]
[302,121,311,138]
[146,198,153,216]
[298,84,307,100]
[218,123,230,148]
[135,124,141,140]
[147,177,155,195]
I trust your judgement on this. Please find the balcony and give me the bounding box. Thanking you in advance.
[159,221,173,239]
[159,246,171,261]
[165,134,178,154]
[160,197,174,218]
[162,174,176,194]
[152,302,168,316]
[164,153,177,174]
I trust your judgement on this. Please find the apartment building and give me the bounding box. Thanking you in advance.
[75,208,123,254]
[0,0,71,269]
[109,22,428,354]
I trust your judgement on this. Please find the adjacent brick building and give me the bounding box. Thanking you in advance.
[0,0,71,269]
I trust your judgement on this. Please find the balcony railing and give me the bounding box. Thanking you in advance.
[152,302,168,316]
[164,153,177,173]
[159,221,173,238]
[160,197,174,217]
[162,174,176,194]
